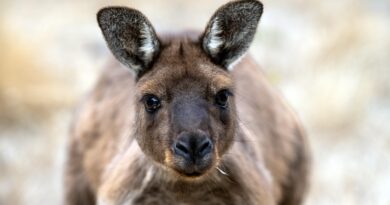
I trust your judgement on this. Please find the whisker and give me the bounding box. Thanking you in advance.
[216,167,229,176]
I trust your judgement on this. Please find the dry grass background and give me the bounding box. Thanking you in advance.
[0,0,389,204]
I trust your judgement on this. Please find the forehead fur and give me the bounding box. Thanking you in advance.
[137,35,233,98]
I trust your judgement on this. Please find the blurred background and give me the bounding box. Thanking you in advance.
[0,0,389,204]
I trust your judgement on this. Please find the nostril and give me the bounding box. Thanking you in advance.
[175,142,189,154]
[199,141,210,153]
[173,134,212,161]
[197,139,212,157]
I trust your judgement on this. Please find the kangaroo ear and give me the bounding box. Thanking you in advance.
[202,0,263,70]
[97,7,160,77]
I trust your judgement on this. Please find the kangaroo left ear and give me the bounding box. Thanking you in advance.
[97,7,160,78]
[202,0,263,70]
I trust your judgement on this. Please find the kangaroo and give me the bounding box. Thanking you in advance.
[64,1,310,205]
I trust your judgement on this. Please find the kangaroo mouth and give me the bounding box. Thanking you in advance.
[170,159,214,179]
[165,146,215,179]
[172,167,207,178]
[177,169,203,177]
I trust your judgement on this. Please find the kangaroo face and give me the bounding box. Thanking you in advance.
[97,0,263,179]
[134,41,236,177]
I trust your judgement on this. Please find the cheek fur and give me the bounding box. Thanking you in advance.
[209,109,235,158]
[216,97,235,125]
[138,107,171,164]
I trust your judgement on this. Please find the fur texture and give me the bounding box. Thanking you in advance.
[65,1,310,205]
[202,0,263,69]
[97,7,160,76]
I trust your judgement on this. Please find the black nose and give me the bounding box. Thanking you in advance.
[173,133,213,162]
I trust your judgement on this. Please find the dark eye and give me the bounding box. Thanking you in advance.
[215,90,230,108]
[143,95,161,113]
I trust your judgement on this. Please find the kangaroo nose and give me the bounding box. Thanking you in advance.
[173,133,212,162]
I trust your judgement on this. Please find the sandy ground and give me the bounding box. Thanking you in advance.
[0,0,389,204]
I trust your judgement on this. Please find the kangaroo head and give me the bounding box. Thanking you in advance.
[97,0,263,179]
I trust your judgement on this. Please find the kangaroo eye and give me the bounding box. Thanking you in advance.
[143,95,161,113]
[215,90,230,108]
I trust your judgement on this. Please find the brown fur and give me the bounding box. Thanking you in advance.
[65,1,309,205]
[65,39,309,205]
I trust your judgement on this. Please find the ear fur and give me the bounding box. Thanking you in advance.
[97,7,160,77]
[202,0,263,70]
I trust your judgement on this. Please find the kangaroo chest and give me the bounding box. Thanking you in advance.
[129,183,245,205]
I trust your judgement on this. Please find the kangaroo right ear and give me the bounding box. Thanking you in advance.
[97,7,160,77]
[202,0,263,70]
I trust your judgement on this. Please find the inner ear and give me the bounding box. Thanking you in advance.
[202,0,263,70]
[97,7,160,77]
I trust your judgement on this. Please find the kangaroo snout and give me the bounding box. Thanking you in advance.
[172,132,214,176]
[173,132,213,162]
